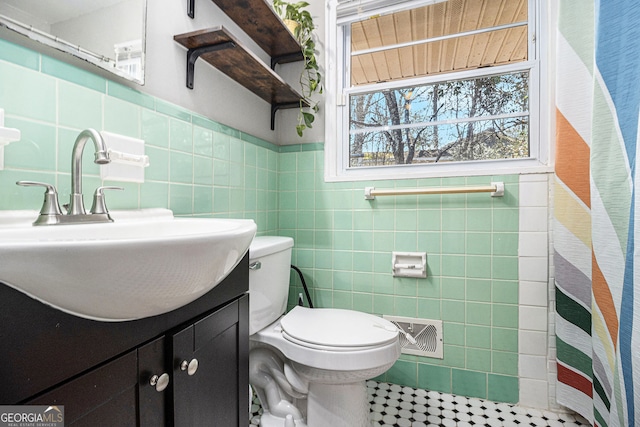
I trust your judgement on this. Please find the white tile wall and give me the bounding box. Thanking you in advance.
[519,256,549,282]
[519,281,548,307]
[520,207,549,232]
[520,305,549,332]
[518,174,552,409]
[519,330,547,355]
[519,232,548,257]
[520,355,548,380]
[519,176,549,207]
[520,378,551,409]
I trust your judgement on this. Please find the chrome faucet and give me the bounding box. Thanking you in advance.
[16,129,122,225]
[68,129,111,215]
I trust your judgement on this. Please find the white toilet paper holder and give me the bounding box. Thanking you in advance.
[392,252,427,278]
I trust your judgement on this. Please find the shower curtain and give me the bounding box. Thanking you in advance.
[554,1,640,426]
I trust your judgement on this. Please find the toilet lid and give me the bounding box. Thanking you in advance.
[280,306,398,348]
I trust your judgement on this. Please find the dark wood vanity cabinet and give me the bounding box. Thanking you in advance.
[171,296,249,426]
[1,255,250,427]
[27,349,140,426]
[138,336,168,426]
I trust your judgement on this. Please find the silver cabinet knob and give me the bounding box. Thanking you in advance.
[149,373,170,392]
[180,358,199,376]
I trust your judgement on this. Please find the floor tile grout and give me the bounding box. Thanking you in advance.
[249,380,591,427]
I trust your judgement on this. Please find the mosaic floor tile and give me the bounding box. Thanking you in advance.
[249,381,591,427]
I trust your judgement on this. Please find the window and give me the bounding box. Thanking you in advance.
[325,0,549,181]
[115,40,144,82]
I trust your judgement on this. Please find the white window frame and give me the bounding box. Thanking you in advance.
[324,0,552,182]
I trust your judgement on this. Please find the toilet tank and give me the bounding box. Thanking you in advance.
[248,236,294,335]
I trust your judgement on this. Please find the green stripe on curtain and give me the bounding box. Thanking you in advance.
[556,338,593,378]
[556,287,592,335]
[594,376,611,410]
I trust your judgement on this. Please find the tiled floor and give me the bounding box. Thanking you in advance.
[249,381,591,426]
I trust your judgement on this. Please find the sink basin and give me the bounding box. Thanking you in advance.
[0,209,256,321]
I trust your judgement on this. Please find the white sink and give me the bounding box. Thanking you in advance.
[0,209,256,321]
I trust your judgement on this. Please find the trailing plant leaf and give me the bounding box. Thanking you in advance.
[272,0,323,137]
[303,112,315,127]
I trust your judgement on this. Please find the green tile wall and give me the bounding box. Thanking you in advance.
[0,39,279,235]
[0,39,520,404]
[279,148,520,404]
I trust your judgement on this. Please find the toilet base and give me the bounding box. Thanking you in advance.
[259,411,308,427]
[255,381,371,427]
[306,381,370,427]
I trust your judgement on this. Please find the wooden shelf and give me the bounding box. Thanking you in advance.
[209,0,303,67]
[174,26,306,129]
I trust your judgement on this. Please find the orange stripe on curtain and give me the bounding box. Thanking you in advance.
[555,110,591,208]
[592,252,619,349]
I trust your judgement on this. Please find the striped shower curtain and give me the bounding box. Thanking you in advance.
[554,1,640,426]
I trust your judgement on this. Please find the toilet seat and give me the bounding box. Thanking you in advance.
[280,306,398,349]
[251,307,400,371]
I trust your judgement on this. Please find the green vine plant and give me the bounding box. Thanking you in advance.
[272,0,323,136]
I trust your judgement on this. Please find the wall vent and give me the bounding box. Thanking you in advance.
[383,315,443,359]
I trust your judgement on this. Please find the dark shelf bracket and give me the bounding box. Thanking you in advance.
[271,102,300,130]
[186,42,236,89]
[270,52,304,70]
[187,0,195,18]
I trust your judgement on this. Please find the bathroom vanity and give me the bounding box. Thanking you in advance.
[0,255,249,426]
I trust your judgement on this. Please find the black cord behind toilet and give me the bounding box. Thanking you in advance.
[290,265,314,308]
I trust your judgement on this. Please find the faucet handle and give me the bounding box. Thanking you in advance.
[90,186,123,215]
[16,181,63,216]
[16,181,64,225]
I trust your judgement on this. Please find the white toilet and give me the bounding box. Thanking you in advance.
[248,236,401,427]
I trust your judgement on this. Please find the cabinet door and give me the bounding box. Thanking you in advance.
[27,350,138,426]
[171,295,249,426]
[138,336,168,426]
